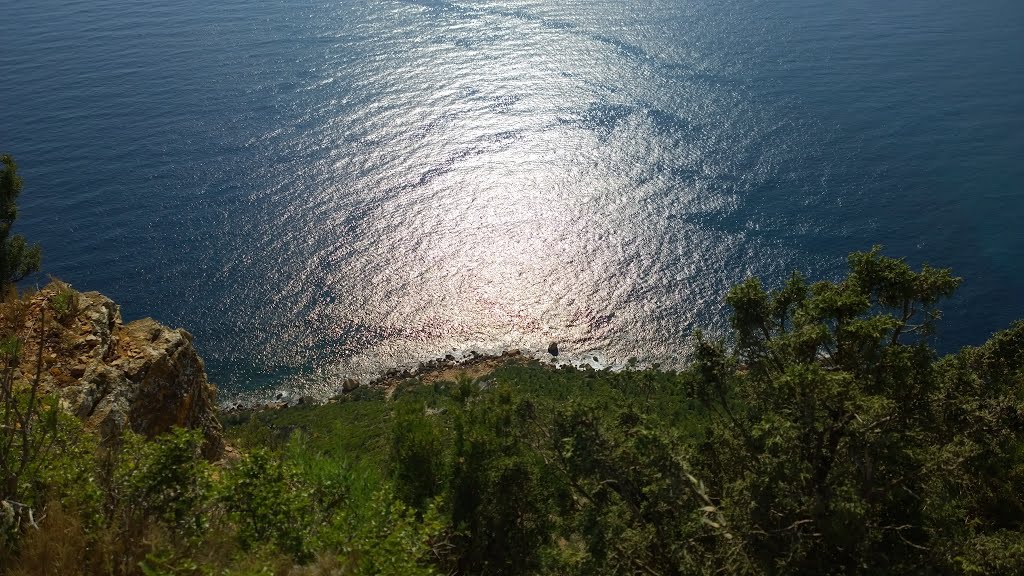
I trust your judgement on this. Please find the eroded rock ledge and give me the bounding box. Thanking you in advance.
[5,283,223,458]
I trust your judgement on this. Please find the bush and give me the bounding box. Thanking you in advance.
[220,448,310,560]
[113,429,213,538]
[47,282,79,326]
[1,328,61,550]
[313,488,444,576]
[389,402,450,511]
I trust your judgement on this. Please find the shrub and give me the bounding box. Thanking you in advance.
[47,282,79,326]
[1,325,61,550]
[313,489,444,576]
[220,448,310,560]
[388,402,450,511]
[112,429,213,539]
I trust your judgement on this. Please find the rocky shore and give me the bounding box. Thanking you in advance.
[7,283,546,436]
[229,348,533,413]
[8,284,598,431]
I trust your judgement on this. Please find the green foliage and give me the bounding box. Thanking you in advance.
[30,411,104,528]
[923,320,1024,571]
[0,155,41,296]
[220,448,310,559]
[315,489,444,576]
[1,322,62,550]
[5,247,1024,576]
[217,429,444,571]
[690,247,1021,574]
[228,390,390,462]
[47,282,79,325]
[447,389,556,576]
[389,402,451,511]
[113,429,213,538]
[5,417,445,575]
[546,401,744,575]
[371,364,719,575]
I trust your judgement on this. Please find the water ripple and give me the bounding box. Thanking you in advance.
[3,0,1022,402]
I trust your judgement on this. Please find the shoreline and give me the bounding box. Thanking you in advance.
[222,348,538,413]
[219,343,655,414]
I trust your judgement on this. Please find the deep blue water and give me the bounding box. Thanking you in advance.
[3,0,1022,401]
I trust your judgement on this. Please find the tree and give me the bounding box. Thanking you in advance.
[691,247,1024,574]
[0,154,41,298]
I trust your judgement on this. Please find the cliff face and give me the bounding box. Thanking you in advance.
[8,283,223,458]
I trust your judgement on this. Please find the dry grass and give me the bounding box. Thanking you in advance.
[7,503,97,576]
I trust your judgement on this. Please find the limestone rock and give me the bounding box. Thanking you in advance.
[11,283,224,459]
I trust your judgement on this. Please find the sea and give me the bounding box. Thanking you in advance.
[3,0,1022,402]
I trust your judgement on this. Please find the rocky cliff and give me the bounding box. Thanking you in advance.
[4,282,223,458]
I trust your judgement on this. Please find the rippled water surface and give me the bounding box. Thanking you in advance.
[3,0,1023,400]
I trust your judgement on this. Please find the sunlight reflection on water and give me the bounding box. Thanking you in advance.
[236,0,772,400]
[7,0,1021,402]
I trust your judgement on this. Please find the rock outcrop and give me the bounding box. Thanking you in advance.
[6,282,223,458]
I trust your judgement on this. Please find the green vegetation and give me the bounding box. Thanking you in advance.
[0,155,41,299]
[1,299,62,532]
[3,416,444,575]
[2,247,1023,574]
[47,281,78,326]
